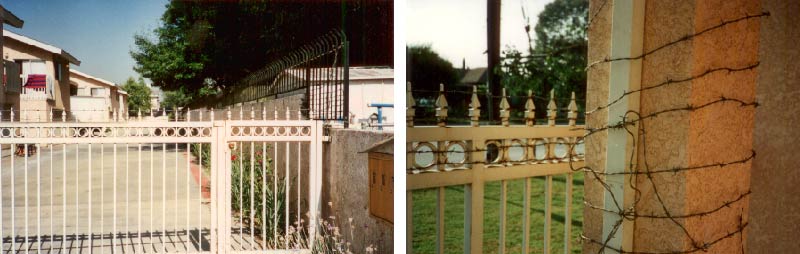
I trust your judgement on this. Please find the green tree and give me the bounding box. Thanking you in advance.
[406,45,461,121]
[161,88,193,110]
[120,77,152,113]
[500,0,587,117]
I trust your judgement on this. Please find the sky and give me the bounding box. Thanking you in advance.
[407,0,550,69]
[1,0,168,85]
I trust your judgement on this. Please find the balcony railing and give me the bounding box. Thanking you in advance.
[19,75,54,100]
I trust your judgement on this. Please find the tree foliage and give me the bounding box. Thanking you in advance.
[406,45,461,119]
[120,77,151,113]
[500,0,587,116]
[161,87,193,110]
[131,1,393,105]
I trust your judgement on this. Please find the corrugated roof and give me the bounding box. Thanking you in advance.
[285,67,393,81]
[3,29,80,65]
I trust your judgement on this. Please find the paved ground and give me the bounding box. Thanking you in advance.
[0,143,212,253]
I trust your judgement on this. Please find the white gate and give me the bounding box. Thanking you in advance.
[0,109,323,253]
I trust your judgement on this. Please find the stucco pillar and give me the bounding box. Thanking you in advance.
[747,0,800,252]
[586,0,760,253]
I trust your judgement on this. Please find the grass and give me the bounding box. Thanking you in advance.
[411,173,584,254]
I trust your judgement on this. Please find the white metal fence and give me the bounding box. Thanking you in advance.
[0,108,323,253]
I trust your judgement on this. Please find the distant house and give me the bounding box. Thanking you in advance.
[150,86,161,110]
[69,69,127,122]
[459,67,487,88]
[1,29,80,121]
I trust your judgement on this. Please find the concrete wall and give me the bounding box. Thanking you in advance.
[70,96,109,122]
[323,129,393,253]
[747,0,800,252]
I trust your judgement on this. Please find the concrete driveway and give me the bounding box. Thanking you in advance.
[0,143,211,253]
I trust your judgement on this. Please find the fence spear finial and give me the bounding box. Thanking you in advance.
[547,89,557,126]
[469,85,481,127]
[525,90,536,126]
[137,109,142,121]
[568,92,578,126]
[435,83,448,127]
[226,106,232,120]
[62,110,66,123]
[499,88,510,126]
[250,105,255,120]
[406,82,415,127]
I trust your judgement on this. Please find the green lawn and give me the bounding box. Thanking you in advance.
[411,173,584,254]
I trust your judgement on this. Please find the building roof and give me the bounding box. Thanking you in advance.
[3,29,80,65]
[460,67,487,84]
[1,6,23,28]
[285,67,393,81]
[70,69,116,87]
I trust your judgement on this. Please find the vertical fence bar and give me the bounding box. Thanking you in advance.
[262,142,267,250]
[522,177,532,254]
[436,187,445,254]
[210,121,219,253]
[175,141,179,251]
[544,175,553,254]
[250,141,255,247]
[100,144,105,250]
[198,140,204,251]
[125,143,130,252]
[406,192,413,254]
[113,143,117,252]
[49,144,53,252]
[24,144,28,254]
[296,133,301,228]
[36,144,41,253]
[63,142,66,254]
[499,180,507,254]
[162,142,167,253]
[150,141,154,250]
[470,138,486,254]
[10,141,14,253]
[273,140,278,245]
[564,173,573,254]
[75,144,79,246]
[238,141,244,248]
[89,144,95,250]
[187,142,192,250]
[284,139,289,248]
[137,143,142,252]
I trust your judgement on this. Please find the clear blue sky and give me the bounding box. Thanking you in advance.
[1,0,168,85]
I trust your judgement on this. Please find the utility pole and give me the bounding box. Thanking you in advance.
[487,0,501,122]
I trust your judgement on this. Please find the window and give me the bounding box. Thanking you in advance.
[91,88,105,97]
[54,62,62,80]
[368,152,393,223]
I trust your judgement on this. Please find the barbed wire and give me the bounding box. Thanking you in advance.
[586,11,769,70]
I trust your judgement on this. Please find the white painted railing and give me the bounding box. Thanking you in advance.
[0,108,323,253]
[19,76,54,101]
